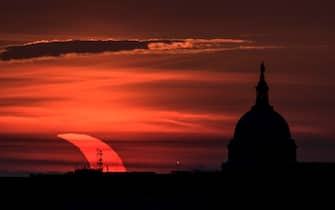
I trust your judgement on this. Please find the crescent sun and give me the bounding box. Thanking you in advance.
[57,133,126,172]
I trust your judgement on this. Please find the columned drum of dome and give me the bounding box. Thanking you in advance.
[227,63,297,166]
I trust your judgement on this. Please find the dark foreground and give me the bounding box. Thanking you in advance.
[1,163,335,209]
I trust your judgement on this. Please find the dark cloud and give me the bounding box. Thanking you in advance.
[0,77,34,86]
[0,77,78,86]
[0,39,178,61]
[0,110,43,118]
[0,158,78,167]
[0,38,272,61]
[0,96,64,107]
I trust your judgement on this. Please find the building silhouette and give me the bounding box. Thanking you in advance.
[226,63,297,167]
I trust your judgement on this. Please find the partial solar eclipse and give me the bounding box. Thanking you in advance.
[58,133,126,172]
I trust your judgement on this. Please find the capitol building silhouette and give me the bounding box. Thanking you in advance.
[224,62,297,168]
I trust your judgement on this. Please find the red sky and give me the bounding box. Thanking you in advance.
[0,0,334,175]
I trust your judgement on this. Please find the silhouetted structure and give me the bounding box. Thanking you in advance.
[226,63,297,167]
[96,148,104,171]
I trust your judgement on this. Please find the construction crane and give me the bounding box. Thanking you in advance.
[96,148,104,171]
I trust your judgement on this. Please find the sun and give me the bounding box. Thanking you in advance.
[58,133,126,172]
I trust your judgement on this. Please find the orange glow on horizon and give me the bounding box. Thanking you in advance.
[0,52,328,138]
[0,62,248,135]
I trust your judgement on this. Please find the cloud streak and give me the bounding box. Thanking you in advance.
[0,97,64,107]
[0,38,278,61]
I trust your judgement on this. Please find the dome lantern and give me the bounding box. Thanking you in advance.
[255,62,270,109]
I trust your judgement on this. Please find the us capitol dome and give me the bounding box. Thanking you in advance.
[226,63,297,166]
